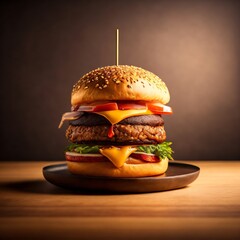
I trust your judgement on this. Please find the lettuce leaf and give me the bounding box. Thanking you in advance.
[66,143,101,154]
[136,142,173,160]
[66,142,173,159]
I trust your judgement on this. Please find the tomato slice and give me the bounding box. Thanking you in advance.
[146,102,173,114]
[74,101,172,114]
[117,102,146,110]
[131,152,160,163]
[66,151,161,163]
[65,152,108,162]
[93,102,118,111]
[78,102,118,112]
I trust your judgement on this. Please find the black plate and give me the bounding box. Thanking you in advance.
[42,162,200,193]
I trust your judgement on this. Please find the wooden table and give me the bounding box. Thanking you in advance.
[0,161,239,240]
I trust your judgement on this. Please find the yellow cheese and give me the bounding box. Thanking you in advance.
[96,109,154,125]
[100,146,136,168]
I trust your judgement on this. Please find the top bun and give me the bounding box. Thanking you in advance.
[71,65,170,106]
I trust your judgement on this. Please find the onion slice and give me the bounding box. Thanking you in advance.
[58,111,82,128]
[65,151,107,162]
[131,152,160,163]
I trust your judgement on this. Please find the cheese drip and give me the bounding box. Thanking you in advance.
[100,146,136,168]
[96,109,154,125]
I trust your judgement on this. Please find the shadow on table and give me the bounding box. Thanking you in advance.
[1,179,188,195]
[2,180,170,195]
[1,180,81,195]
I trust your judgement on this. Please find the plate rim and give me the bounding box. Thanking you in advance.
[42,161,200,193]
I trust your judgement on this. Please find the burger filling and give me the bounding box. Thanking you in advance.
[65,142,173,168]
[60,102,173,169]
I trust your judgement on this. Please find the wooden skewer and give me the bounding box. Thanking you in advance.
[116,29,119,66]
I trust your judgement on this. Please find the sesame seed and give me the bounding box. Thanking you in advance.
[71,65,168,98]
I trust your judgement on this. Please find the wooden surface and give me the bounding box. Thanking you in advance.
[0,161,239,240]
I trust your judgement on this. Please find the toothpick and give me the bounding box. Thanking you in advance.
[116,29,119,66]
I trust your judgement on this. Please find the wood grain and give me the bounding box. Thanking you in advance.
[0,161,240,240]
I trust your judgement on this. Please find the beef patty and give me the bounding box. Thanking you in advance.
[66,124,166,145]
[69,112,164,126]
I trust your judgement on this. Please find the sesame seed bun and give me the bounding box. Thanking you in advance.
[67,157,168,178]
[71,65,170,106]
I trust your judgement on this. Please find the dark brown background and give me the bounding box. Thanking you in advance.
[1,0,239,160]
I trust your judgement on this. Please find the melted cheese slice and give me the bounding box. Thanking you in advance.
[100,146,136,168]
[96,109,154,125]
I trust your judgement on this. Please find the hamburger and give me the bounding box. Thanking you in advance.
[59,65,173,177]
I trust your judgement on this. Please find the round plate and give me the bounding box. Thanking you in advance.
[43,161,200,193]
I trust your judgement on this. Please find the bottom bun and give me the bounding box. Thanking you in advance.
[67,158,168,178]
